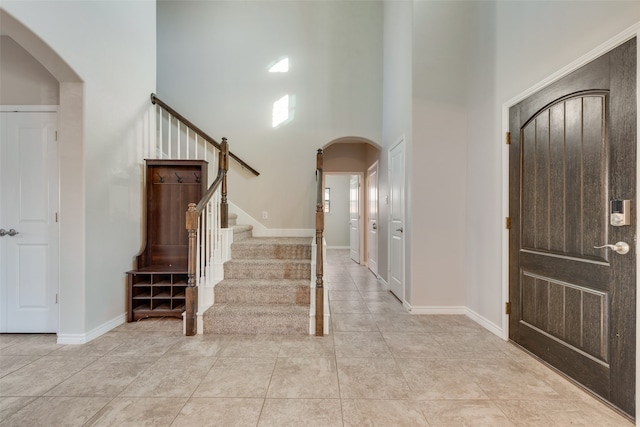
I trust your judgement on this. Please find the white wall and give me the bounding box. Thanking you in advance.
[465,1,640,329]
[324,174,351,248]
[410,1,469,309]
[157,1,383,230]
[1,1,156,337]
[0,35,59,105]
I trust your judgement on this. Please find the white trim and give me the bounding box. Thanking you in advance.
[388,135,406,302]
[327,245,350,249]
[0,105,58,112]
[378,275,390,290]
[406,305,466,315]
[56,313,126,345]
[465,307,504,339]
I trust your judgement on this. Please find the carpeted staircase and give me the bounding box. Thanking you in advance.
[203,215,312,334]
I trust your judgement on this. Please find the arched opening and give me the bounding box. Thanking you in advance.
[0,8,85,338]
[322,137,381,276]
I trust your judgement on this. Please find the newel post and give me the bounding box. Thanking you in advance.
[185,202,198,336]
[220,137,229,229]
[315,149,324,336]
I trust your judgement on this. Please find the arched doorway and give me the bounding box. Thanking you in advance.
[322,137,381,276]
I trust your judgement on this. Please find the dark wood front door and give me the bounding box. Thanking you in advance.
[509,38,636,417]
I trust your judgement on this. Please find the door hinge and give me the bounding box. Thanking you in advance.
[55,212,59,223]
[55,131,58,141]
[505,217,511,229]
[56,294,59,304]
[505,301,511,315]
[506,131,511,145]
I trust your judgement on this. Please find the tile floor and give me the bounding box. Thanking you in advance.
[0,249,634,426]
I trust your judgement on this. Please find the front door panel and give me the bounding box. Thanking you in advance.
[509,38,636,416]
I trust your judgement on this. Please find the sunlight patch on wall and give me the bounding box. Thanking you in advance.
[268,57,289,73]
[272,94,296,128]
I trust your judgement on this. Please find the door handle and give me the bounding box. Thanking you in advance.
[396,227,403,233]
[372,223,377,230]
[0,229,5,237]
[7,229,18,236]
[594,241,630,255]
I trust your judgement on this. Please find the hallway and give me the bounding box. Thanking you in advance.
[0,249,633,426]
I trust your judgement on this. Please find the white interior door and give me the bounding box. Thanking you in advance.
[349,175,360,263]
[0,112,59,333]
[389,139,405,300]
[367,162,378,275]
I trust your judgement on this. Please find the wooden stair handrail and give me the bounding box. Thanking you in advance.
[151,93,260,176]
[315,149,324,336]
[184,139,229,336]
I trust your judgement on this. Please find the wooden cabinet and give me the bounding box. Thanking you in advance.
[127,267,188,321]
[127,160,207,321]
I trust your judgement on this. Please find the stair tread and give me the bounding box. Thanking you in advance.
[232,237,312,246]
[217,278,309,286]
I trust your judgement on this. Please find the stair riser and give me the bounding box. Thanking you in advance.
[224,263,310,280]
[216,288,310,305]
[231,245,311,260]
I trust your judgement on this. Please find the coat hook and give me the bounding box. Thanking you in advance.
[175,172,183,183]
[157,172,164,183]
[194,172,200,183]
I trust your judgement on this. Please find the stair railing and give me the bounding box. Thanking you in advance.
[185,139,228,336]
[149,93,259,336]
[315,149,325,336]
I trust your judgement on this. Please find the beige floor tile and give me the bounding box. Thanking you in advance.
[396,358,489,400]
[0,396,109,427]
[329,299,369,314]
[328,290,362,301]
[333,332,392,358]
[461,359,564,400]
[0,397,36,422]
[337,358,411,399]
[258,398,342,427]
[120,355,214,397]
[171,397,263,427]
[193,357,275,398]
[84,397,186,427]
[326,281,358,291]
[342,399,428,426]
[0,334,62,356]
[164,335,227,357]
[373,313,430,333]
[50,335,124,358]
[0,355,39,378]
[433,331,511,360]
[360,290,396,301]
[331,314,379,332]
[267,357,339,398]
[365,299,407,313]
[104,331,183,358]
[278,335,335,357]
[419,400,516,426]
[382,331,447,358]
[0,356,97,396]
[221,335,282,358]
[45,360,151,397]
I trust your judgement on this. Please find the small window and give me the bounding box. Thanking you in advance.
[324,187,330,213]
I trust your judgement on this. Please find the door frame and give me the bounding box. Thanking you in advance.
[388,136,406,302]
[366,160,379,276]
[501,23,640,410]
[0,106,60,333]
[324,171,365,263]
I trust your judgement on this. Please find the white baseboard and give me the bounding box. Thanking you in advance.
[406,305,467,315]
[327,245,349,249]
[465,307,505,339]
[57,313,126,345]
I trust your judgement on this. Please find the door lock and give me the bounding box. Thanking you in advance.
[0,229,19,237]
[594,241,630,255]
